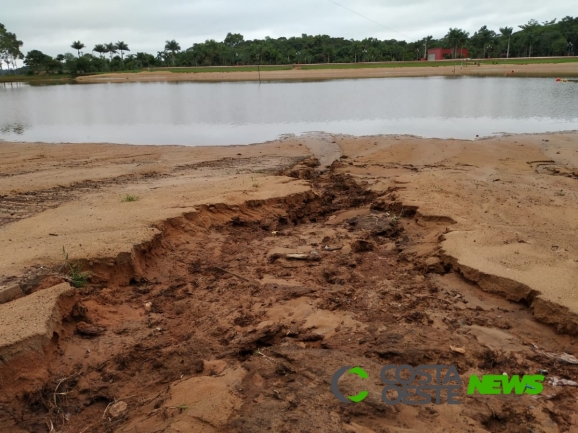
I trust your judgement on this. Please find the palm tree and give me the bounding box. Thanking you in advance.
[115,41,129,61]
[157,50,169,66]
[521,32,538,57]
[71,41,85,58]
[445,29,461,58]
[164,40,181,66]
[457,30,469,58]
[105,42,117,61]
[93,44,107,59]
[445,29,470,59]
[519,20,540,57]
[351,40,361,63]
[423,35,432,59]
[499,27,513,58]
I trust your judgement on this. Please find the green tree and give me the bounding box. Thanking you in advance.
[551,37,568,55]
[499,27,513,58]
[164,40,181,66]
[457,30,469,58]
[472,26,496,58]
[114,41,129,60]
[1,23,24,73]
[423,35,433,59]
[518,19,541,57]
[445,28,469,58]
[93,44,107,59]
[135,52,157,67]
[224,33,244,48]
[559,16,578,52]
[24,50,51,73]
[157,50,170,65]
[105,42,117,61]
[350,40,361,63]
[71,41,85,57]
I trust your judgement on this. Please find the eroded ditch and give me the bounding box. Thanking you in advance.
[2,171,578,433]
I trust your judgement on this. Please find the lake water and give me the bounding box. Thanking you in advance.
[1,77,577,145]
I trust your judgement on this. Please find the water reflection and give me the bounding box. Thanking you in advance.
[0,77,577,145]
[2,82,21,90]
[0,122,29,135]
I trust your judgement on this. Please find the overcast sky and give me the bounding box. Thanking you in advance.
[2,0,574,57]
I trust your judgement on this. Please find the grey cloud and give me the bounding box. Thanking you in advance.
[2,0,574,57]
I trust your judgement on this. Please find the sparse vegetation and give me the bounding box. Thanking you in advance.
[555,190,566,196]
[254,348,275,364]
[122,194,139,202]
[390,207,404,225]
[62,247,90,288]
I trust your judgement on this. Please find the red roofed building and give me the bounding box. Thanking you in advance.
[427,48,468,61]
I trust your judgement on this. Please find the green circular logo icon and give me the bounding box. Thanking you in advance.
[331,366,369,403]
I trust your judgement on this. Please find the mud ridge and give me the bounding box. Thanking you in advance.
[441,250,578,334]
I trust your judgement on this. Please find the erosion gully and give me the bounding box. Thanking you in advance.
[1,162,578,433]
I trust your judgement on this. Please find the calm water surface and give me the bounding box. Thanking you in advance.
[1,77,577,145]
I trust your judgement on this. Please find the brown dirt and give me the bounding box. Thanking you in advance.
[2,132,578,432]
[76,62,578,84]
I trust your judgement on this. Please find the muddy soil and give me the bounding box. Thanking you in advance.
[2,169,578,433]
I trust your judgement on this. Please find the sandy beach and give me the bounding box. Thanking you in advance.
[1,132,578,431]
[76,61,578,83]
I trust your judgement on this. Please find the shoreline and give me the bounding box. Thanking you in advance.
[3,59,577,85]
[4,128,578,147]
[76,62,578,83]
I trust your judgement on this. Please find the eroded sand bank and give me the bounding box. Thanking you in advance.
[2,132,578,432]
[2,133,577,322]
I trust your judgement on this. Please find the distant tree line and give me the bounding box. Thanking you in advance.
[1,16,576,76]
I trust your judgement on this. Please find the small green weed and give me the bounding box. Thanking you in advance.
[62,247,90,288]
[122,194,139,202]
[390,207,404,225]
[168,404,189,413]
